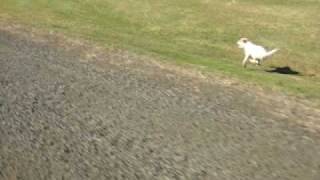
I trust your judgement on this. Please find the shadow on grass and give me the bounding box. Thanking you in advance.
[266,66,300,75]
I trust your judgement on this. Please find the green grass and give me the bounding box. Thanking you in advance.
[1,0,320,103]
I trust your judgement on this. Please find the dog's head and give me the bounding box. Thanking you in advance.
[237,38,249,48]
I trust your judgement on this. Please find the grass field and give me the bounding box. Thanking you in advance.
[1,0,320,103]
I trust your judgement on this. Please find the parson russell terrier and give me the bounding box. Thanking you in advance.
[237,38,279,68]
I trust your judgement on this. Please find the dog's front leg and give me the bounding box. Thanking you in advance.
[242,55,249,68]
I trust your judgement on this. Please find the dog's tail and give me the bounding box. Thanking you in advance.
[263,48,279,59]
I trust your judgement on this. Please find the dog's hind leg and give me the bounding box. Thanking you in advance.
[256,59,262,66]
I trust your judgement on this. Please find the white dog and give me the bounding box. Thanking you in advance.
[237,38,279,68]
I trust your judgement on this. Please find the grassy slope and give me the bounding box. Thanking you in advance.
[1,0,320,101]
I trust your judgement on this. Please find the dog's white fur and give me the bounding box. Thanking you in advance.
[237,38,279,68]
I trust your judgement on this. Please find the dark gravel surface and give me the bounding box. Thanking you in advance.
[1,29,320,180]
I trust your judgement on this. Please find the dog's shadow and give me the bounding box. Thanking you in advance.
[265,66,300,75]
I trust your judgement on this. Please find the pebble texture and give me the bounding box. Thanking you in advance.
[0,29,320,180]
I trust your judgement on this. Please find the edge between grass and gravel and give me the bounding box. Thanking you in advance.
[0,0,320,107]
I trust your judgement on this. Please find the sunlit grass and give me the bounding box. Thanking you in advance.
[1,0,320,102]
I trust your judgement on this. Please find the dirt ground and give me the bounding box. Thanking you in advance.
[1,25,320,180]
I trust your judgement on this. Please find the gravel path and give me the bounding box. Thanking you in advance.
[1,28,320,180]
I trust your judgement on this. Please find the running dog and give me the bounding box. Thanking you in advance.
[237,38,279,68]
